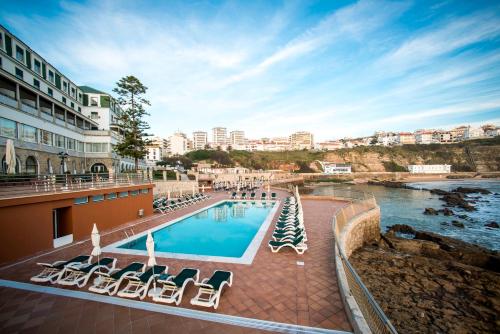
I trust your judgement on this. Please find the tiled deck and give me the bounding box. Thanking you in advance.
[0,190,352,333]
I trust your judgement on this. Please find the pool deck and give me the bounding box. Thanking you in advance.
[0,190,352,334]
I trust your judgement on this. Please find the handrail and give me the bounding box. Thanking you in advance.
[331,190,398,334]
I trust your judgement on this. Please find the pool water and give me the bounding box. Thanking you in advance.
[118,201,276,258]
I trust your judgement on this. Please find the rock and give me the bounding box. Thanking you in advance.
[439,208,454,216]
[430,188,449,195]
[424,208,439,215]
[485,222,499,228]
[453,187,491,195]
[440,193,476,211]
[452,221,465,228]
[387,224,416,235]
[457,214,469,220]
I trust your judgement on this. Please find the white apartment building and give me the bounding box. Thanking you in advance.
[415,131,434,144]
[229,130,245,149]
[464,126,484,140]
[408,164,451,174]
[0,25,146,174]
[192,131,207,150]
[146,136,168,163]
[212,127,227,148]
[289,131,314,150]
[168,132,189,156]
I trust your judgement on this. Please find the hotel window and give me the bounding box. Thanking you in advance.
[78,93,82,102]
[67,138,76,150]
[107,192,117,200]
[62,97,66,104]
[92,194,104,202]
[78,107,81,112]
[41,130,53,146]
[119,191,128,198]
[48,70,54,83]
[55,134,65,148]
[0,56,2,68]
[90,97,98,106]
[33,78,40,89]
[0,117,17,138]
[0,32,3,50]
[70,102,74,109]
[19,124,37,143]
[15,67,23,79]
[47,87,53,96]
[15,45,24,62]
[74,197,88,205]
[71,87,76,97]
[141,188,149,194]
[34,59,41,74]
[130,190,139,196]
[63,81,67,92]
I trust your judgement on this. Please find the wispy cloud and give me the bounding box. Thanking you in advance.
[1,0,499,140]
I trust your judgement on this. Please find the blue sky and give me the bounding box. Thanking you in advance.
[2,0,500,140]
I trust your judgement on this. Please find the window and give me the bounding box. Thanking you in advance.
[119,191,128,198]
[78,93,82,101]
[107,193,117,200]
[48,70,54,83]
[15,67,23,79]
[15,45,24,62]
[67,138,76,150]
[92,194,104,202]
[78,141,84,152]
[0,117,16,138]
[90,112,99,119]
[78,107,81,112]
[141,188,149,194]
[90,97,98,106]
[74,197,88,205]
[62,97,66,104]
[19,124,37,142]
[70,102,74,109]
[85,143,108,153]
[130,190,139,196]
[0,32,3,50]
[41,130,53,145]
[71,87,76,97]
[34,59,41,74]
[55,134,65,148]
[0,57,2,68]
[47,87,53,96]
[33,78,40,89]
[25,156,37,174]
[63,81,67,92]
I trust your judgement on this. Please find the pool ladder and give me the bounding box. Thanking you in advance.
[124,228,135,239]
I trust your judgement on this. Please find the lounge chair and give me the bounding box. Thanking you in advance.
[152,268,199,305]
[269,235,307,254]
[250,192,256,200]
[30,255,91,283]
[56,257,117,287]
[273,228,305,241]
[241,192,247,199]
[190,270,233,309]
[231,192,237,199]
[88,262,145,295]
[271,193,277,200]
[117,265,167,300]
[261,192,267,200]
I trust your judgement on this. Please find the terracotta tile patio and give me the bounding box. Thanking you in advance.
[0,190,353,333]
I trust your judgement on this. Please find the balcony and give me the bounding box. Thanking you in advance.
[0,91,18,109]
[21,101,38,116]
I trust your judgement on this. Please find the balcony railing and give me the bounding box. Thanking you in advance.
[21,102,38,115]
[0,173,152,199]
[0,92,18,108]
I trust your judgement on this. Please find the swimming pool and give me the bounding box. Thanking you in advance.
[102,200,279,264]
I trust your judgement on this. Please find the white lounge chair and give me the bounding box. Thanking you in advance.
[269,235,307,254]
[190,270,233,309]
[88,262,145,295]
[56,257,117,287]
[30,255,91,283]
[152,268,199,305]
[117,265,167,300]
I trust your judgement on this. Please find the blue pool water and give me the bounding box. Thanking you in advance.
[118,201,276,258]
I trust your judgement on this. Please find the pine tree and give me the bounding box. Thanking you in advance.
[113,76,151,171]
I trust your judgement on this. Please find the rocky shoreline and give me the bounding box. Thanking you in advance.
[350,226,500,333]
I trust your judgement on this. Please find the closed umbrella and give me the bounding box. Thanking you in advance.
[48,160,53,174]
[192,184,196,195]
[146,231,160,297]
[91,224,102,274]
[5,139,16,174]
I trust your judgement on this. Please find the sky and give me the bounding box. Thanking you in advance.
[2,0,500,141]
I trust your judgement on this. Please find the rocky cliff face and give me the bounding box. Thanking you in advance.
[323,143,500,172]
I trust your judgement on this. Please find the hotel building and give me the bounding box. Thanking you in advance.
[192,131,208,150]
[229,130,245,149]
[168,132,189,156]
[145,136,168,163]
[289,131,314,150]
[212,127,227,148]
[0,25,145,174]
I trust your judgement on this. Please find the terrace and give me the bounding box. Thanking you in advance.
[0,187,388,333]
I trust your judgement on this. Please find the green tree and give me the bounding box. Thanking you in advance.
[113,76,151,171]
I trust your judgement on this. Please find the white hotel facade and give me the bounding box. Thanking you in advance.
[0,25,145,174]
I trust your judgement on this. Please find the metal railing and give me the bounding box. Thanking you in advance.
[331,189,398,334]
[0,172,152,199]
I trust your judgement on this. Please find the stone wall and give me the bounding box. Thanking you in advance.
[339,206,381,258]
[153,180,200,197]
